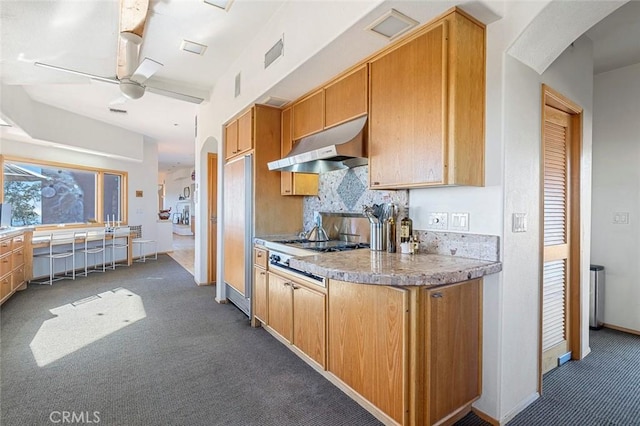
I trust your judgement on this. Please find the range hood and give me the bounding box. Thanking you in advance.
[268,116,368,173]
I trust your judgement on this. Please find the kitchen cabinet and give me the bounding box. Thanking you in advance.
[328,279,408,424]
[224,109,253,161]
[292,90,324,140]
[324,64,368,128]
[368,10,485,188]
[222,104,303,314]
[1,230,32,306]
[266,270,327,369]
[280,107,318,196]
[424,279,482,426]
[253,247,268,324]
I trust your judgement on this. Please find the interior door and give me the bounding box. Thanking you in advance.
[541,104,572,374]
[207,153,218,284]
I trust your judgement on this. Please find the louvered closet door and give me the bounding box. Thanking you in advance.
[542,105,572,374]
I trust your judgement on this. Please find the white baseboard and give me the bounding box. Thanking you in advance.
[500,392,540,425]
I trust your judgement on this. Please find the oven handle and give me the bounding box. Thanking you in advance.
[269,262,326,287]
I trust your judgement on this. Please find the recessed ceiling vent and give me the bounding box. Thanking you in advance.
[366,9,418,40]
[264,36,284,69]
[203,0,234,11]
[261,96,289,108]
[181,40,208,56]
[234,72,241,98]
[109,107,128,114]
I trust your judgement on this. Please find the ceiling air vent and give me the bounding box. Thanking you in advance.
[366,9,418,40]
[109,107,128,114]
[261,96,289,108]
[234,72,241,98]
[264,36,284,69]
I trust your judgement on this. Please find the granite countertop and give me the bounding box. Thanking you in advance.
[289,250,502,287]
[0,227,35,239]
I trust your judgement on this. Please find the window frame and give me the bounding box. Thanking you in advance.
[0,155,128,230]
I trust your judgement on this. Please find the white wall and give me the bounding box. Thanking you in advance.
[591,63,640,332]
[164,166,194,216]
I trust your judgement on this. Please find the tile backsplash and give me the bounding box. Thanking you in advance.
[302,166,408,231]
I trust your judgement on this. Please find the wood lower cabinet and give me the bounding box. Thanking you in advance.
[328,280,409,424]
[266,270,327,369]
[0,230,31,306]
[425,280,482,425]
[368,10,485,188]
[253,247,269,324]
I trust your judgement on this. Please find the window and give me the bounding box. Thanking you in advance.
[1,157,127,227]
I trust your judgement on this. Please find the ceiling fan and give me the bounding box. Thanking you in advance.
[34,0,204,104]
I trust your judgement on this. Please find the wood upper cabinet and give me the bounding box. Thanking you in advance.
[280,107,318,196]
[292,282,326,368]
[225,108,253,161]
[292,90,324,141]
[369,11,485,188]
[268,272,293,342]
[328,279,408,425]
[324,64,368,128]
[424,279,482,425]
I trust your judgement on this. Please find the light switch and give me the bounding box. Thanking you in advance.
[427,212,448,230]
[450,213,469,231]
[512,213,527,233]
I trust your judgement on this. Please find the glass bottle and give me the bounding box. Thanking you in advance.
[387,203,396,253]
[400,205,413,243]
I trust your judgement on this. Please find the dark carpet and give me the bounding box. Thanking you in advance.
[3,255,638,425]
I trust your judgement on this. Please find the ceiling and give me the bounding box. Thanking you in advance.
[1,0,639,173]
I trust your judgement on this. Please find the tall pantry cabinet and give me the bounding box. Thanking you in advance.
[222,104,302,315]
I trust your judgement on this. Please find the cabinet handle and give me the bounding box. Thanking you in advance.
[431,293,443,299]
[1,243,8,248]
[372,181,380,186]
[257,252,263,258]
[283,282,292,287]
[2,259,9,264]
[259,271,266,276]
[292,284,300,290]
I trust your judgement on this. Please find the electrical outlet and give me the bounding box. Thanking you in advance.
[450,213,469,231]
[613,212,629,225]
[427,212,448,230]
[512,213,527,233]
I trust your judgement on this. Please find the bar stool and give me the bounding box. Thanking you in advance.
[130,225,157,262]
[77,229,107,276]
[32,232,76,285]
[110,226,131,269]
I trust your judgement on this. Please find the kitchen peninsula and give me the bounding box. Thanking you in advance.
[253,233,501,426]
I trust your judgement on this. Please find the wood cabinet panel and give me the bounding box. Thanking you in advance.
[369,22,447,188]
[0,253,11,277]
[224,120,239,160]
[324,64,368,128]
[12,265,25,291]
[0,274,10,301]
[369,11,485,189]
[254,247,268,269]
[425,279,482,425]
[237,109,253,154]
[292,90,324,140]
[293,283,326,368]
[268,273,293,342]
[223,157,247,296]
[328,279,408,424]
[280,107,318,196]
[254,266,268,323]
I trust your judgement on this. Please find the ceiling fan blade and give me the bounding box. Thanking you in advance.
[34,62,119,85]
[130,57,163,84]
[146,85,205,104]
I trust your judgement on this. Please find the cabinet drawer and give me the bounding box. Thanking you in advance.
[0,238,11,256]
[0,254,11,277]
[254,247,268,269]
[12,235,24,249]
[12,265,25,291]
[1,274,11,300]
[12,247,25,268]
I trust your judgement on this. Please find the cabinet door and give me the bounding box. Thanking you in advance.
[281,107,319,196]
[223,158,247,296]
[293,283,326,368]
[268,273,293,342]
[0,253,11,277]
[369,22,447,188]
[328,279,408,424]
[292,90,324,140]
[224,120,239,160]
[425,279,481,425]
[254,266,268,323]
[12,265,25,291]
[324,64,368,128]
[0,274,10,301]
[237,109,253,154]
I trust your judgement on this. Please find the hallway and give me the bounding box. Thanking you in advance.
[167,234,195,275]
